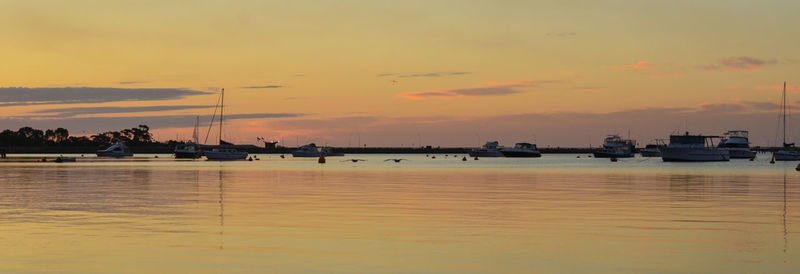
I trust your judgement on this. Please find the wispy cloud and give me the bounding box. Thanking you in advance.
[1,113,304,133]
[572,86,606,92]
[546,32,577,38]
[118,81,146,85]
[378,72,470,78]
[756,83,800,93]
[0,87,209,107]
[695,56,778,71]
[605,61,654,71]
[240,85,284,89]
[31,105,212,117]
[397,80,558,100]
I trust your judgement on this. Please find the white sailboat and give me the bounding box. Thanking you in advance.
[204,88,249,160]
[775,81,800,161]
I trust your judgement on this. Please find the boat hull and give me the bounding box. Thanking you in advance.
[204,151,248,160]
[468,150,504,157]
[593,151,634,158]
[775,150,800,161]
[292,151,320,157]
[661,148,730,162]
[500,150,541,158]
[96,152,133,157]
[175,151,203,159]
[639,149,661,157]
[721,149,756,159]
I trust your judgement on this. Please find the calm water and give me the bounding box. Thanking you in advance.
[1,153,798,273]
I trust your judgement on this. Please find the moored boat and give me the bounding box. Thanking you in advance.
[717,130,756,159]
[96,141,133,157]
[203,88,248,161]
[774,82,800,161]
[593,135,635,158]
[175,142,203,159]
[468,141,504,157]
[500,143,541,157]
[639,143,663,157]
[661,132,729,162]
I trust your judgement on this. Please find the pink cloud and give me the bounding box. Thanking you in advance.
[397,80,559,100]
[696,56,778,71]
[756,84,800,93]
[605,61,654,71]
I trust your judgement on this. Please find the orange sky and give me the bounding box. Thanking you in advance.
[1,1,799,146]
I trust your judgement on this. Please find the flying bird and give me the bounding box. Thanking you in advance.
[342,159,367,162]
[384,159,408,163]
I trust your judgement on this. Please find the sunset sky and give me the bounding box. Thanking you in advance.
[1,0,799,147]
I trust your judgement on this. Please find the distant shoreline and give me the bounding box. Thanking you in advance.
[0,145,787,154]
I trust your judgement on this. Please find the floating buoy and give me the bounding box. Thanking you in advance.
[610,157,618,162]
[462,156,467,161]
[81,154,85,157]
[318,155,326,164]
[577,156,580,158]
[154,155,159,158]
[280,154,285,159]
[431,156,436,159]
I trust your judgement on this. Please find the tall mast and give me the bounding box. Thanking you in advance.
[192,116,199,143]
[219,88,224,145]
[783,82,787,145]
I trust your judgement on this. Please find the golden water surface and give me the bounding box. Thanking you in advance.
[0,154,798,273]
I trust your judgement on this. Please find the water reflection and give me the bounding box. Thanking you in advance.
[0,160,797,272]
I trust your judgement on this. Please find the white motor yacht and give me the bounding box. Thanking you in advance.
[468,141,504,157]
[500,143,541,157]
[717,130,756,159]
[96,141,133,157]
[661,132,729,162]
[593,135,635,158]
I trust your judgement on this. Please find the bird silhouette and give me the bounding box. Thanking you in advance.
[342,159,366,162]
[384,159,407,163]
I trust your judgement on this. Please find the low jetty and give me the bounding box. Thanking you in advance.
[1,145,597,155]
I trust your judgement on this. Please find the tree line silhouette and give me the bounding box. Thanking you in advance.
[0,125,160,146]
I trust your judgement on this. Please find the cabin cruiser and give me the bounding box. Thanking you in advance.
[593,135,635,158]
[661,132,729,162]
[639,143,663,157]
[292,143,344,157]
[468,141,504,157]
[717,130,756,159]
[174,142,202,159]
[96,141,133,157]
[204,146,248,160]
[500,143,542,157]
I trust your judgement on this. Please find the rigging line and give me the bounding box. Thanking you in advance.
[204,90,223,144]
